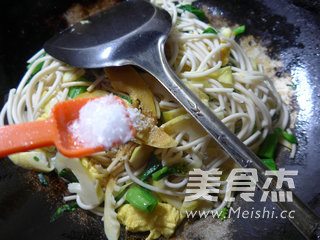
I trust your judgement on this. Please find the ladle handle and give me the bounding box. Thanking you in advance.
[134,40,320,239]
[0,118,55,157]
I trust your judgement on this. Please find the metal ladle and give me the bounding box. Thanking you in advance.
[44,0,320,238]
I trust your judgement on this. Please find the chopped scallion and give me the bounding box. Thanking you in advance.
[233,25,245,36]
[152,166,169,181]
[276,128,297,144]
[33,156,40,162]
[68,77,88,99]
[115,186,130,202]
[115,94,132,104]
[152,163,188,181]
[257,128,280,159]
[140,153,161,182]
[50,203,78,222]
[286,84,297,90]
[126,186,158,212]
[261,158,277,171]
[58,169,78,183]
[218,207,229,221]
[178,5,206,20]
[203,27,217,34]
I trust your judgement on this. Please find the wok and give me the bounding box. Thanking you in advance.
[0,0,319,239]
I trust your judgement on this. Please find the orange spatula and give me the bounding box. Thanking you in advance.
[0,96,134,158]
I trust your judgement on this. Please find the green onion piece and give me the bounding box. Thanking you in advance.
[276,128,297,144]
[157,117,163,127]
[257,128,281,159]
[38,173,48,186]
[233,25,245,36]
[58,169,78,183]
[126,186,158,212]
[140,154,161,182]
[178,5,206,20]
[203,27,217,34]
[26,53,47,84]
[218,207,229,221]
[27,53,46,69]
[286,84,297,90]
[261,158,277,171]
[152,163,188,181]
[33,156,40,162]
[30,62,44,75]
[27,53,46,71]
[68,77,88,99]
[207,94,214,102]
[50,203,78,222]
[152,166,169,181]
[115,93,132,104]
[115,186,130,202]
[171,162,188,175]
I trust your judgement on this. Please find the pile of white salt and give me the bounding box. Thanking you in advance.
[69,95,137,149]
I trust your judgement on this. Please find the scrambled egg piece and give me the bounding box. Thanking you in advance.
[117,203,183,240]
[80,157,108,187]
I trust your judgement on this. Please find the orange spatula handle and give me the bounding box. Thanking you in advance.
[0,118,56,158]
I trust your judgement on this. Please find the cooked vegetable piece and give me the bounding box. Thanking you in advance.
[203,27,217,34]
[126,186,158,212]
[151,178,184,209]
[152,163,187,181]
[30,62,44,75]
[162,108,186,123]
[27,53,46,75]
[208,66,233,87]
[276,128,297,144]
[115,93,132,104]
[68,86,87,98]
[233,25,245,36]
[286,83,297,90]
[162,114,206,140]
[257,128,281,159]
[63,69,85,82]
[9,150,54,172]
[186,83,210,106]
[51,203,78,222]
[38,173,48,186]
[178,5,206,20]
[129,145,153,170]
[68,77,88,99]
[58,169,79,182]
[220,46,231,66]
[140,153,161,182]
[115,186,130,202]
[278,136,293,149]
[136,125,177,149]
[105,66,157,119]
[104,178,120,240]
[152,166,169,181]
[217,207,229,221]
[261,158,277,171]
[54,153,104,206]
